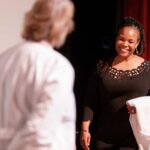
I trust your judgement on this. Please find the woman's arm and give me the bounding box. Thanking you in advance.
[80,120,91,150]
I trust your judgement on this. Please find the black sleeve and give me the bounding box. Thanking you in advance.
[83,69,101,122]
[148,88,150,95]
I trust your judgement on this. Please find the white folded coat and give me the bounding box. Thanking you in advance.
[126,96,150,150]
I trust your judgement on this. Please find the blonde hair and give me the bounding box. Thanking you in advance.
[22,0,74,47]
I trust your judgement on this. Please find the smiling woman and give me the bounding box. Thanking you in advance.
[80,16,150,150]
[113,26,143,71]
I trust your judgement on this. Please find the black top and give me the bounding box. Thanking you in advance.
[83,60,150,148]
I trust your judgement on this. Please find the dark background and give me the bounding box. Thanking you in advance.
[59,0,121,149]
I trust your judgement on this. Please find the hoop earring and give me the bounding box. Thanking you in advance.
[135,48,139,55]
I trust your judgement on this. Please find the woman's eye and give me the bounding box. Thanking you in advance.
[129,41,134,44]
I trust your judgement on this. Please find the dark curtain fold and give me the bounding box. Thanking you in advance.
[116,0,150,60]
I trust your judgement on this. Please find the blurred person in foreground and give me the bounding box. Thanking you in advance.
[80,16,150,150]
[0,0,76,149]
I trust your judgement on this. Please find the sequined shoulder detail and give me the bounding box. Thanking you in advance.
[97,60,150,79]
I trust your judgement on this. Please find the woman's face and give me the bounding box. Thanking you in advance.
[115,26,140,58]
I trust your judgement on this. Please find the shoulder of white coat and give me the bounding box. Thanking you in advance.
[53,50,74,73]
[23,41,74,74]
[3,41,75,77]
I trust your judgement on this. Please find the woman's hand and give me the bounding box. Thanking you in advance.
[80,130,91,150]
[127,104,136,114]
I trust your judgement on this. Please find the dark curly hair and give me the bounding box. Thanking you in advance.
[116,16,145,55]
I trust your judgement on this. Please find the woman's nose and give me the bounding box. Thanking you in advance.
[122,41,128,47]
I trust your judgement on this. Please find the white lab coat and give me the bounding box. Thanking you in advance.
[0,40,76,150]
[127,96,150,150]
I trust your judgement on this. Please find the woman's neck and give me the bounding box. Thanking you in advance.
[114,54,136,63]
[112,54,144,71]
